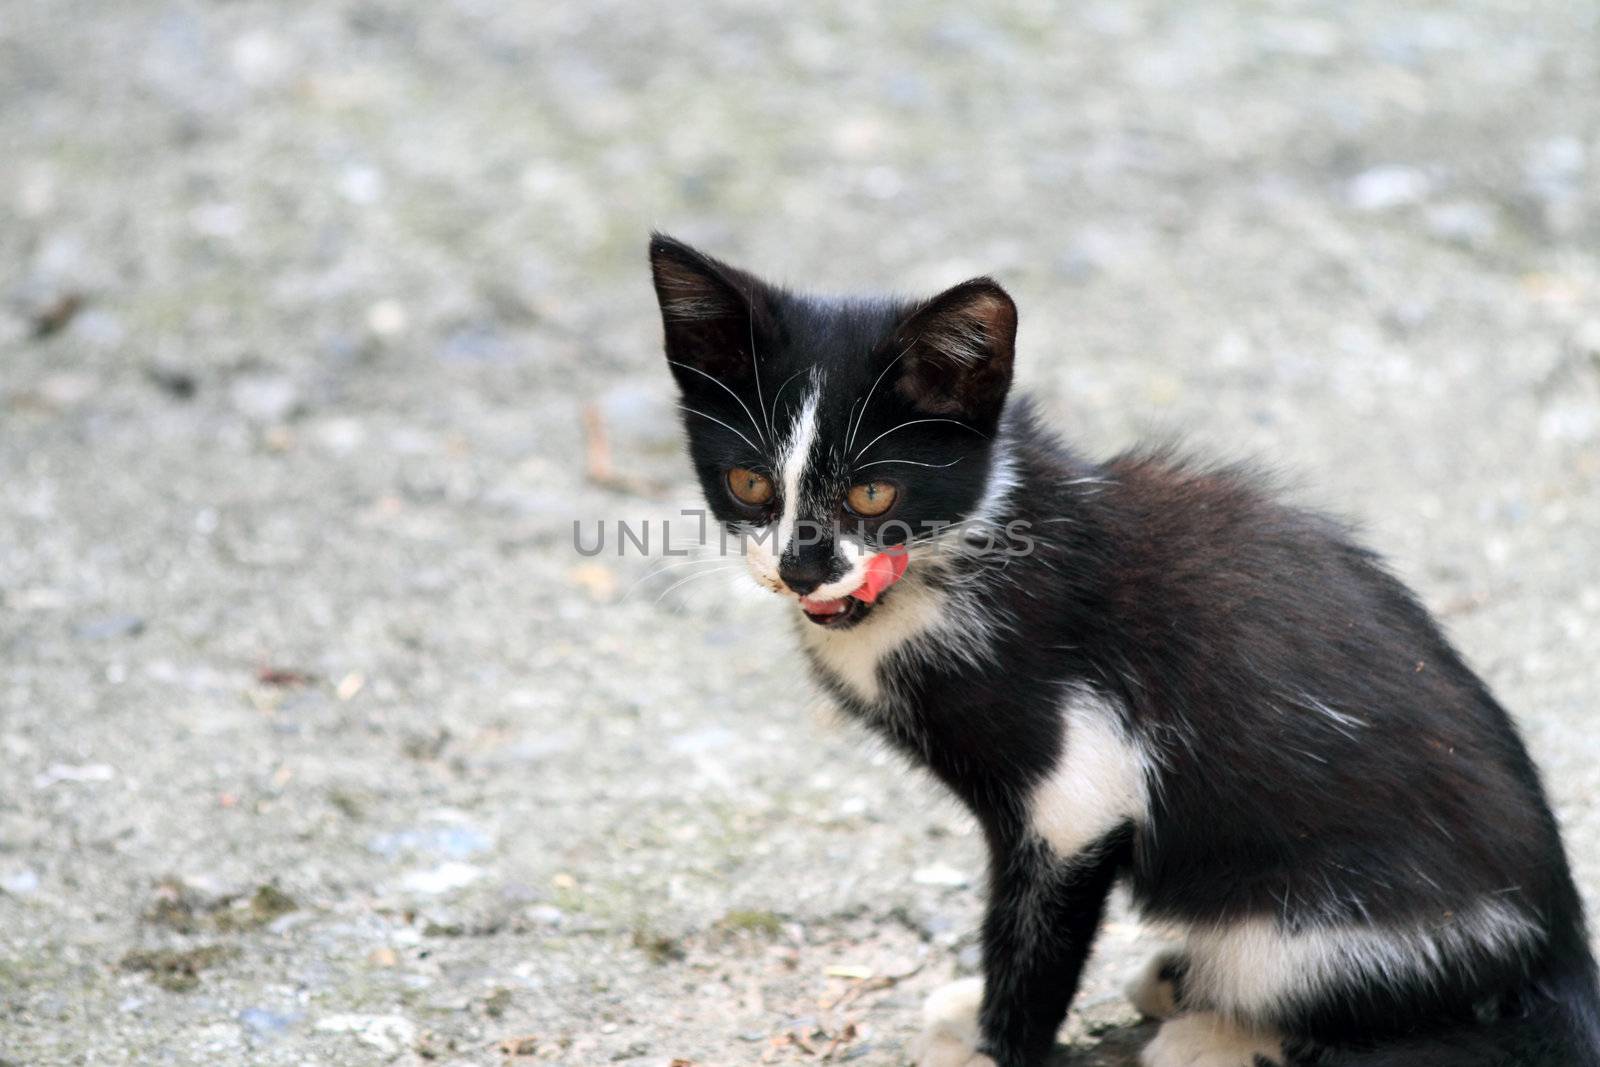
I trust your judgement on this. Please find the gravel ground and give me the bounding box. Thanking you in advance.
[2,2,1599,1065]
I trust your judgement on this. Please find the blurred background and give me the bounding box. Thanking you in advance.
[2,2,1598,1064]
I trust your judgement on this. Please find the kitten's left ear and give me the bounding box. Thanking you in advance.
[891,278,1017,421]
[648,233,772,385]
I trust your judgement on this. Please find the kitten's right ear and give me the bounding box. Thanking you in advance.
[889,277,1017,422]
[648,234,769,384]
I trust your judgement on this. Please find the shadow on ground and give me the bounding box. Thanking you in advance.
[1058,1022,1159,1066]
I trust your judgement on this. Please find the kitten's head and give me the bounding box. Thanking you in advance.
[649,234,1016,630]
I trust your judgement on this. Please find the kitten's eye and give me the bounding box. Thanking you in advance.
[845,481,897,517]
[726,467,775,507]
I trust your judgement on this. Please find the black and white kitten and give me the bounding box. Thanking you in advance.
[648,234,1600,1067]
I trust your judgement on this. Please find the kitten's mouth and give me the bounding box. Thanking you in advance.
[799,595,873,629]
[795,549,909,630]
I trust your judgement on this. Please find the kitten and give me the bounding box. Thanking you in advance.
[648,234,1600,1067]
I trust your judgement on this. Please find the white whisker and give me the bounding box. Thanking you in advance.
[855,457,964,471]
[853,418,985,462]
[667,360,766,447]
[747,296,769,444]
[848,341,913,455]
[677,405,761,454]
[769,368,807,429]
[653,564,742,605]
[622,553,743,600]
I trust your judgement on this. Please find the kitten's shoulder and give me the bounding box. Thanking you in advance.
[1105,441,1278,501]
[1087,442,1381,614]
[1101,442,1351,543]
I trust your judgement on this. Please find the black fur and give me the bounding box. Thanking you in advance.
[649,234,1600,1067]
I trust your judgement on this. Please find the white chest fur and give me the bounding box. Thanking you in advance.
[797,577,959,705]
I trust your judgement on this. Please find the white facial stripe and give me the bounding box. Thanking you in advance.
[1029,687,1152,860]
[776,386,821,557]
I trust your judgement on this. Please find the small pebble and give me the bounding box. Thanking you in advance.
[400,862,485,895]
[230,374,301,423]
[1347,165,1431,211]
[0,869,40,896]
[73,614,145,641]
[911,864,970,888]
[239,1007,301,1038]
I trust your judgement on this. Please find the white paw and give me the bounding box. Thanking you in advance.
[908,978,995,1067]
[1139,1013,1282,1067]
[1125,952,1182,1020]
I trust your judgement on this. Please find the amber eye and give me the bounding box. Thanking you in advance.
[726,467,775,507]
[845,481,897,517]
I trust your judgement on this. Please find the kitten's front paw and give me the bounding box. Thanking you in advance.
[1139,1013,1282,1067]
[1125,951,1186,1020]
[908,978,996,1067]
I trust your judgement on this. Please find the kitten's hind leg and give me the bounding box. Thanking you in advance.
[1126,950,1189,1020]
[1140,1013,1283,1067]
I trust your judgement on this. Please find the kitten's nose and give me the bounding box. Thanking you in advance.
[778,557,833,597]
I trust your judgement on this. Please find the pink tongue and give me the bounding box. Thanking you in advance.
[800,548,910,613]
[852,547,910,603]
